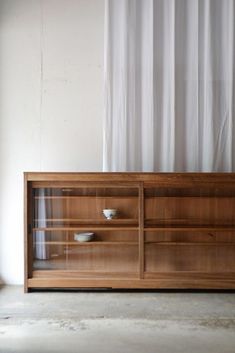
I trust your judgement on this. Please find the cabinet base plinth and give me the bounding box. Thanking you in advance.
[27,276,235,290]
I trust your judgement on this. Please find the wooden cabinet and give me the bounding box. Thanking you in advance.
[24,172,235,291]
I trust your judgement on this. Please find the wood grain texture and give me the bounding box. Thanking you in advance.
[32,270,139,279]
[24,172,235,183]
[24,172,235,290]
[27,277,235,289]
[139,182,144,279]
[24,174,28,293]
[24,176,33,293]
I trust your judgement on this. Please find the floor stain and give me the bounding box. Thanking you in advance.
[198,318,235,330]
[46,319,88,332]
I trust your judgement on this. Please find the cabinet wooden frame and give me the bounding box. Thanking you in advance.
[24,172,235,291]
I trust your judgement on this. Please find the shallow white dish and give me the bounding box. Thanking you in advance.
[74,232,94,242]
[103,209,118,220]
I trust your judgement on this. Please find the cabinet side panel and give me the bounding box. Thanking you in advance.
[24,174,28,292]
[24,175,33,292]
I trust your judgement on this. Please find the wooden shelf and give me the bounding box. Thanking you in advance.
[34,241,138,245]
[33,226,139,231]
[145,196,235,199]
[144,225,235,231]
[34,195,138,200]
[34,218,138,225]
[145,241,235,246]
[145,218,235,226]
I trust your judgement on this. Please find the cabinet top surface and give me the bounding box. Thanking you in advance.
[24,172,235,185]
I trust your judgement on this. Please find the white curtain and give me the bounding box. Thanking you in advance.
[103,0,235,172]
[34,189,51,260]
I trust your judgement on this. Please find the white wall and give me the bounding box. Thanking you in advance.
[0,0,104,284]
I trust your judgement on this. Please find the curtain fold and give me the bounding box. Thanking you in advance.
[34,189,51,260]
[103,0,235,172]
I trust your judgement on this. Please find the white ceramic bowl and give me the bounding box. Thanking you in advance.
[102,209,117,220]
[74,232,94,242]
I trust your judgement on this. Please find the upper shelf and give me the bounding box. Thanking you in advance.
[145,218,235,226]
[145,195,235,199]
[34,218,138,227]
[33,226,139,231]
[34,195,139,200]
[145,225,235,231]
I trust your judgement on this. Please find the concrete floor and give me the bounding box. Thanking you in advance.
[0,286,235,353]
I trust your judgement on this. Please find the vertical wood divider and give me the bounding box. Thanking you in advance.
[139,182,144,279]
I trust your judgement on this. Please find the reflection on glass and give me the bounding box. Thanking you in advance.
[32,187,139,272]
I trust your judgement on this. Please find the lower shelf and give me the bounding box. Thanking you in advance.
[34,241,138,245]
[27,272,235,290]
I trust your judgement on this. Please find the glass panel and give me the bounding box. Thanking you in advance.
[32,185,139,274]
[33,187,139,228]
[33,230,139,272]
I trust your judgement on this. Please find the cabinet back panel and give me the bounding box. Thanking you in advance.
[145,197,235,225]
[145,244,235,272]
[145,231,235,243]
[34,198,139,220]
